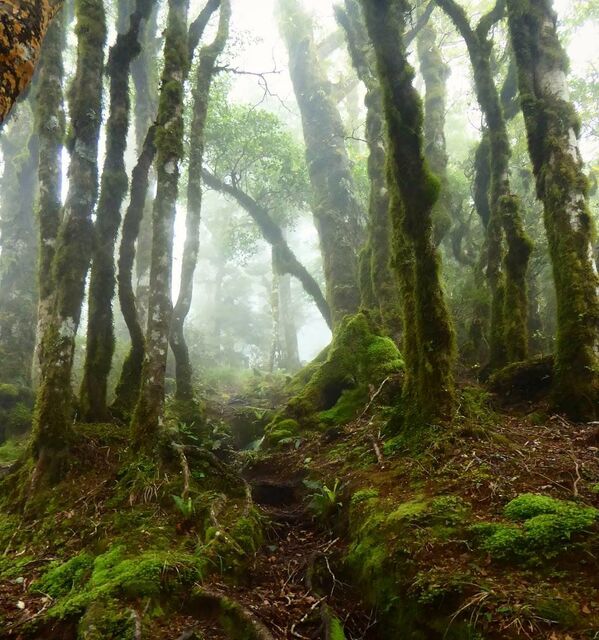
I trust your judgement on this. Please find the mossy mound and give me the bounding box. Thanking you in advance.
[471,493,598,563]
[265,313,403,441]
[487,355,554,404]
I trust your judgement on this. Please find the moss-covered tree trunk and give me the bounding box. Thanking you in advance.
[130,0,190,448]
[269,249,283,373]
[506,0,599,418]
[417,19,452,244]
[0,102,39,387]
[170,0,230,406]
[0,0,64,126]
[80,0,155,422]
[31,0,106,482]
[336,0,402,342]
[31,14,65,390]
[278,0,364,327]
[436,0,532,369]
[361,0,455,423]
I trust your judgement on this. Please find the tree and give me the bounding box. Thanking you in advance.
[80,0,156,422]
[31,0,106,483]
[170,0,231,408]
[130,0,192,448]
[335,0,402,341]
[506,0,599,418]
[361,0,456,423]
[278,0,365,326]
[436,0,532,370]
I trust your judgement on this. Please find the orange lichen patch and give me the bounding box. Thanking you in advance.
[0,0,62,124]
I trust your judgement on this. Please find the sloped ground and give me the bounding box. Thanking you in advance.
[0,373,597,639]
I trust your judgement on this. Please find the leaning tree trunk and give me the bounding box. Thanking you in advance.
[31,0,106,483]
[361,0,456,424]
[0,0,64,126]
[202,170,332,328]
[335,0,402,342]
[31,14,65,390]
[0,102,39,387]
[130,0,191,448]
[170,0,230,406]
[436,0,532,369]
[507,0,599,419]
[80,0,155,422]
[278,0,364,326]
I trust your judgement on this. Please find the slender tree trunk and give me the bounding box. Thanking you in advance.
[81,0,155,422]
[417,19,452,244]
[202,170,332,328]
[31,0,106,483]
[130,0,191,448]
[278,0,364,326]
[336,0,402,341]
[170,0,230,404]
[31,14,65,390]
[0,0,64,126]
[361,0,456,424]
[269,249,283,373]
[0,103,39,387]
[436,0,532,369]
[507,0,599,418]
[279,272,301,372]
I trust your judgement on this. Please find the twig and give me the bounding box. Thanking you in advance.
[129,608,142,640]
[358,376,391,420]
[371,436,385,469]
[570,451,581,497]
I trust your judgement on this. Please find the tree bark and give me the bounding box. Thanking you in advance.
[436,0,532,369]
[361,0,456,424]
[0,0,64,126]
[31,0,106,483]
[279,272,301,372]
[507,0,599,418]
[130,0,191,448]
[170,0,230,404]
[335,0,402,341]
[31,13,65,390]
[80,0,156,422]
[278,0,364,326]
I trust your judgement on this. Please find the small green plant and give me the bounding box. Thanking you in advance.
[306,479,344,522]
[172,494,194,519]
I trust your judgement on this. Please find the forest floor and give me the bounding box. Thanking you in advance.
[0,374,598,639]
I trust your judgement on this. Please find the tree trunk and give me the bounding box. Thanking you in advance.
[32,14,65,390]
[81,0,155,422]
[279,272,301,372]
[269,249,283,373]
[0,0,64,126]
[31,0,106,483]
[335,0,402,341]
[170,0,230,405]
[361,0,456,424]
[130,0,190,448]
[0,102,39,387]
[278,0,363,326]
[507,0,599,419]
[436,0,532,369]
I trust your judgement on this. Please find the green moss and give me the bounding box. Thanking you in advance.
[269,313,403,435]
[0,437,27,466]
[32,552,94,598]
[78,599,136,640]
[351,488,379,505]
[471,494,598,562]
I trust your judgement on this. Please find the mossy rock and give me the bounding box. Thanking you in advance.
[268,313,403,434]
[263,418,299,447]
[488,356,554,403]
